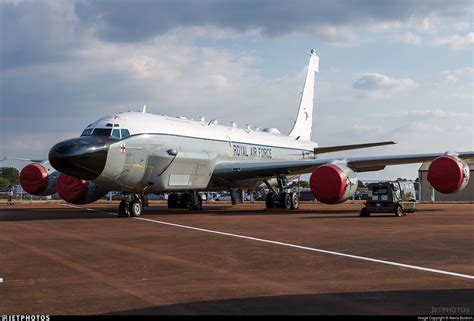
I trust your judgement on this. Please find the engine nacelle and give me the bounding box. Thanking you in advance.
[310,163,358,204]
[427,155,470,194]
[20,162,59,196]
[57,173,109,204]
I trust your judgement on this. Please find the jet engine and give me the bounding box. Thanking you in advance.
[310,163,358,204]
[56,173,109,204]
[20,162,59,196]
[427,155,470,194]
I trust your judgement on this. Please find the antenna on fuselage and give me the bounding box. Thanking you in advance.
[142,105,147,113]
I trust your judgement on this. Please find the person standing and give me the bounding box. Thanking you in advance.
[7,188,14,205]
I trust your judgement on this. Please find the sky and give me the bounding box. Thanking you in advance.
[0,0,473,180]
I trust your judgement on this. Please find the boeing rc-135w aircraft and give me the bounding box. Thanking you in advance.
[15,50,473,217]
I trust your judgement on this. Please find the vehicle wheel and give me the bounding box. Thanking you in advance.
[130,200,142,217]
[395,206,403,217]
[119,199,130,217]
[265,192,277,209]
[360,207,370,217]
[290,192,299,210]
[279,193,292,210]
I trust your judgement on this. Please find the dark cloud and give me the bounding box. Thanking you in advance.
[75,0,472,42]
[0,1,80,69]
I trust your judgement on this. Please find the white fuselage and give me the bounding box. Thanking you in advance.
[91,112,318,192]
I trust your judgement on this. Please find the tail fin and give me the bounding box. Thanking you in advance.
[289,49,319,141]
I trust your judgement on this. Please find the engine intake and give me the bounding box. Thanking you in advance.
[20,162,59,196]
[310,163,358,204]
[57,173,109,204]
[427,155,469,194]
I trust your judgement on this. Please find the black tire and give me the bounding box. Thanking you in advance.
[290,192,299,210]
[168,194,179,209]
[192,194,203,210]
[265,193,277,209]
[119,200,130,217]
[395,206,403,217]
[181,193,192,210]
[360,207,370,217]
[279,193,292,210]
[130,200,142,217]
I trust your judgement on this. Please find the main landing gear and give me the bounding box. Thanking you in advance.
[119,193,147,217]
[264,176,299,210]
[167,191,203,210]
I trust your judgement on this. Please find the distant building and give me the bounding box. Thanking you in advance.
[418,160,474,201]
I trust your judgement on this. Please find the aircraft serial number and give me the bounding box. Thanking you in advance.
[232,144,272,159]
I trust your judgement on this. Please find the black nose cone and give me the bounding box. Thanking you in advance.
[49,136,116,180]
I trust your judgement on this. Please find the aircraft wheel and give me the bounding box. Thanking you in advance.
[360,207,370,217]
[130,200,143,217]
[265,192,278,209]
[192,194,203,211]
[119,199,130,217]
[168,194,179,209]
[395,205,403,217]
[279,193,292,210]
[181,193,192,210]
[290,192,299,210]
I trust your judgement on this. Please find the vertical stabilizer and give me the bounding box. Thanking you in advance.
[289,49,319,141]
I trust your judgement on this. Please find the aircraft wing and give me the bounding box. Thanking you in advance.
[213,151,474,181]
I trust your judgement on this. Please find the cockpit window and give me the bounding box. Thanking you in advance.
[111,129,121,139]
[81,127,130,138]
[92,128,112,136]
[81,128,93,136]
[121,129,130,138]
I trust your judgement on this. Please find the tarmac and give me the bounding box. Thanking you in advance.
[0,201,473,315]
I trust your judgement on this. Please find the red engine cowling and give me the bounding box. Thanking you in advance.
[20,162,59,196]
[310,163,358,204]
[57,173,109,204]
[427,155,470,194]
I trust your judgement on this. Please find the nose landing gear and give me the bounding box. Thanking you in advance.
[119,193,147,217]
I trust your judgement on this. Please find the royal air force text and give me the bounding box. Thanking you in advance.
[233,144,272,159]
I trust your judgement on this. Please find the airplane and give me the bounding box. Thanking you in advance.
[13,49,473,217]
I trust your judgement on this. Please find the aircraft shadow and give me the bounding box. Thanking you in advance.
[105,288,473,315]
[0,205,441,222]
[0,207,117,221]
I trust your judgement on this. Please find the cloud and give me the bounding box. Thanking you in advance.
[352,73,417,95]
[394,32,422,45]
[74,0,472,43]
[442,67,474,83]
[0,0,82,69]
[434,32,474,50]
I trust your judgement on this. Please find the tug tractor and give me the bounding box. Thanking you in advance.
[360,181,417,217]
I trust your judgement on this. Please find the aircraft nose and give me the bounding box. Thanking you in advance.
[49,136,116,180]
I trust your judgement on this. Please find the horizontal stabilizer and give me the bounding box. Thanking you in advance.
[314,141,396,155]
[0,157,45,163]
